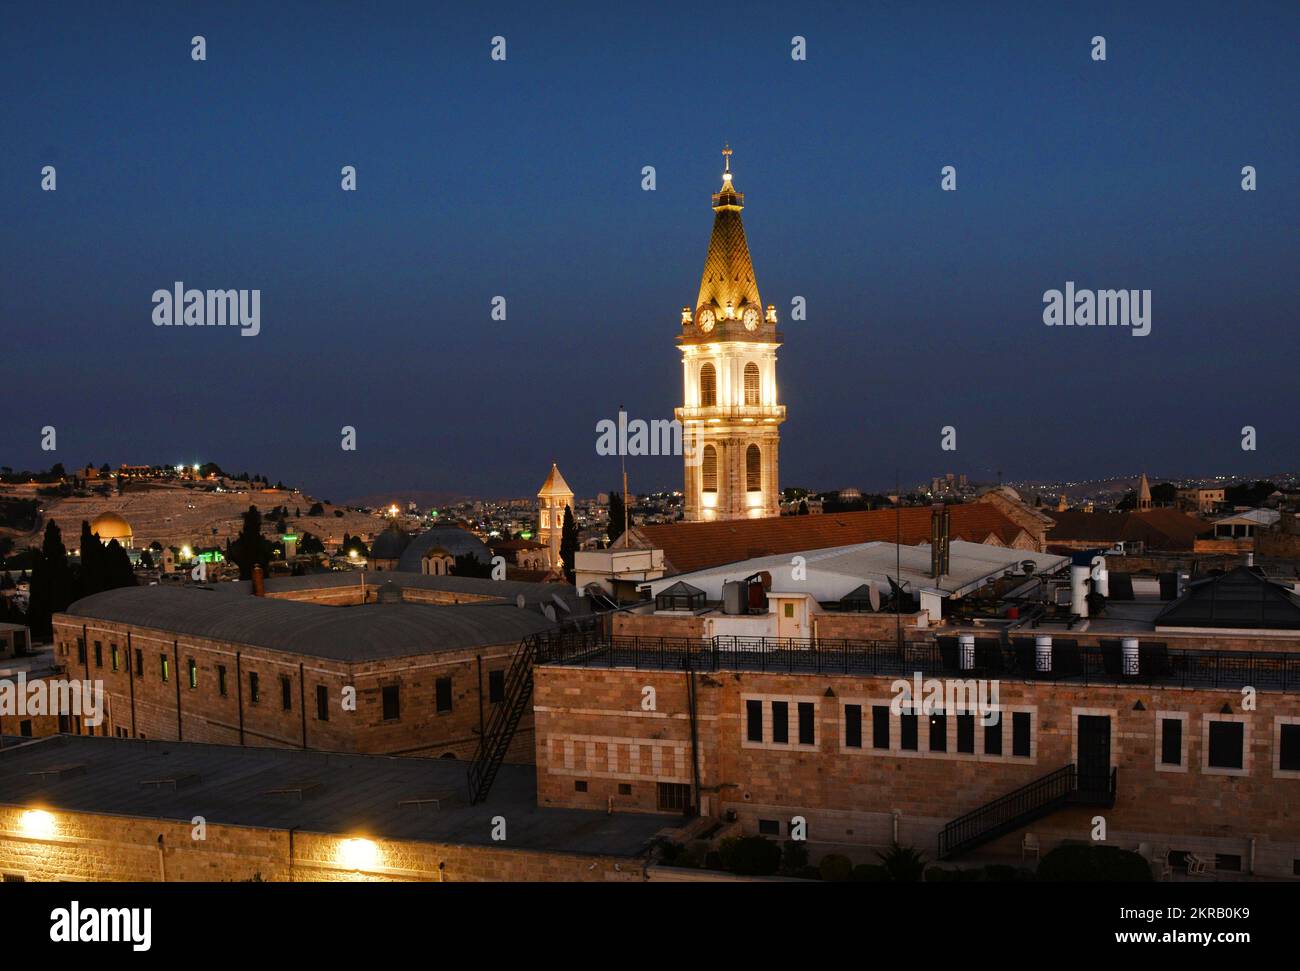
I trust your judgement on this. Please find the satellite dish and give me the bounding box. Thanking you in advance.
[1021,560,1037,576]
[515,594,526,609]
[542,604,557,622]
[868,584,881,612]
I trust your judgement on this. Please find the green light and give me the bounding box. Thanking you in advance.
[519,531,533,539]
[281,534,299,541]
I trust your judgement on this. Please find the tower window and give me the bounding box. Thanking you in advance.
[702,445,718,493]
[699,362,716,407]
[746,444,761,492]
[744,362,760,405]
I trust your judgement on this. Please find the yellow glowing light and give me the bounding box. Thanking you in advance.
[348,549,358,559]
[388,505,399,517]
[192,464,200,472]
[21,809,55,838]
[338,837,379,870]
[180,546,193,559]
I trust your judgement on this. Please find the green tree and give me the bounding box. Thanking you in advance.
[607,490,627,544]
[560,506,579,583]
[78,520,108,598]
[27,521,73,637]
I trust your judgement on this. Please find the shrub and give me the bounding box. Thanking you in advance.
[703,851,723,871]
[818,853,853,882]
[780,839,809,874]
[851,863,890,882]
[1037,844,1153,882]
[878,843,926,882]
[795,865,822,880]
[718,836,782,876]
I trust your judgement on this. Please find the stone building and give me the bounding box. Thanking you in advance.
[536,463,574,570]
[677,149,785,522]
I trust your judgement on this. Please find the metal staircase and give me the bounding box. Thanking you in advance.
[937,764,1117,860]
[467,633,541,804]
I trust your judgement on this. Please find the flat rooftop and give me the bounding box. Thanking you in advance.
[0,736,669,857]
[58,584,562,661]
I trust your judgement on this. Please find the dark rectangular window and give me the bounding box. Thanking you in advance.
[929,712,947,752]
[956,713,975,754]
[1208,721,1243,769]
[758,819,780,836]
[771,701,789,744]
[656,782,690,812]
[435,677,452,713]
[316,684,328,721]
[110,644,119,672]
[1012,712,1031,757]
[187,658,198,690]
[134,648,143,678]
[901,712,918,751]
[77,638,86,664]
[1215,854,1242,873]
[249,672,260,703]
[58,714,70,734]
[280,675,292,711]
[488,670,505,704]
[1279,724,1300,772]
[217,665,228,697]
[1160,718,1183,766]
[94,641,103,668]
[872,705,891,750]
[618,783,631,795]
[844,704,862,748]
[160,654,169,682]
[574,780,587,792]
[19,720,32,737]
[797,702,815,745]
[746,699,763,742]
[382,685,401,720]
[985,715,1003,755]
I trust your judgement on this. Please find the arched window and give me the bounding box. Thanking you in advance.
[743,363,760,406]
[699,363,717,407]
[702,445,718,493]
[746,444,762,492]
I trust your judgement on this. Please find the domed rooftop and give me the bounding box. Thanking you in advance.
[369,525,412,561]
[397,527,491,573]
[90,511,132,541]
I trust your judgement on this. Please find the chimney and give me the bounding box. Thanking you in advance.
[251,564,265,597]
[930,505,942,578]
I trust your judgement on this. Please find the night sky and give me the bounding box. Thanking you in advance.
[2,1,1297,502]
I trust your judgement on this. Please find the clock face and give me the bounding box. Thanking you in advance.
[742,307,760,330]
[697,307,715,332]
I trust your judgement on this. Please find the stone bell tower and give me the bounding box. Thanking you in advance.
[676,147,785,521]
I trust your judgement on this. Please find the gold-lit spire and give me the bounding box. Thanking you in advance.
[696,146,761,321]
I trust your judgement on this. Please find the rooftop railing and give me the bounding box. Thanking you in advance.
[533,630,1300,693]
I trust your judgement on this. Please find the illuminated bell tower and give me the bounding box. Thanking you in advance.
[676,147,785,521]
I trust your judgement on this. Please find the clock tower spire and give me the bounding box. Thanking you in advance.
[676,148,785,521]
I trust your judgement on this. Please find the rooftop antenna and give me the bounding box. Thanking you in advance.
[619,403,630,548]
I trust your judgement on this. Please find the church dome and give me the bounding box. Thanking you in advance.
[90,512,132,542]
[397,526,491,572]
[369,525,412,561]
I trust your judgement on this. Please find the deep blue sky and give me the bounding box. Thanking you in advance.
[2,1,1297,502]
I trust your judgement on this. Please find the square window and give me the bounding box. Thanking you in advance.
[435,677,452,714]
[656,782,690,812]
[746,699,763,742]
[929,713,947,752]
[797,702,815,745]
[758,819,780,836]
[771,701,789,744]
[956,713,975,754]
[984,716,1003,755]
[617,783,631,795]
[783,603,794,618]
[901,712,918,751]
[1215,854,1242,873]
[1012,712,1032,757]
[574,780,588,792]
[382,685,401,721]
[1279,724,1300,772]
[844,704,862,748]
[1208,721,1243,770]
[1161,717,1183,766]
[872,705,891,750]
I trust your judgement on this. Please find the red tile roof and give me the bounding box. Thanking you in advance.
[1046,509,1207,551]
[631,505,1027,575]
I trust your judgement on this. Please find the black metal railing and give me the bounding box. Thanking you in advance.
[534,630,1300,693]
